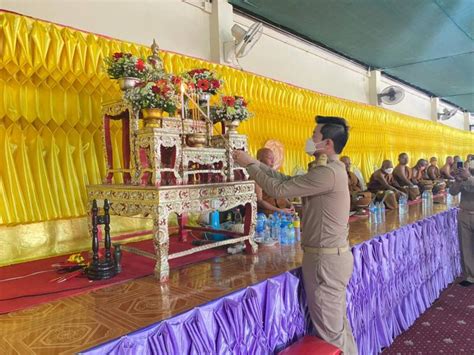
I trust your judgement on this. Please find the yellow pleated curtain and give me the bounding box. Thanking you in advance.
[0,11,473,226]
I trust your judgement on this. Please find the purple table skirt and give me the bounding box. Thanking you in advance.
[83,208,460,355]
[348,208,461,354]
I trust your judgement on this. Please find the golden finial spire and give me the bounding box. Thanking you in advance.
[147,39,163,69]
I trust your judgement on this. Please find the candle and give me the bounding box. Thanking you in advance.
[180,83,185,119]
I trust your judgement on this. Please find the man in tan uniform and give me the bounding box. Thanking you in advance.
[255,148,294,215]
[393,153,420,200]
[233,116,357,354]
[450,164,474,287]
[367,160,404,210]
[340,156,372,211]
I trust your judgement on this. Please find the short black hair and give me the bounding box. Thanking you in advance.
[315,116,349,154]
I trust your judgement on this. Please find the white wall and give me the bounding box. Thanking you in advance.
[1,0,212,60]
[2,0,472,130]
[379,77,432,119]
[233,14,369,104]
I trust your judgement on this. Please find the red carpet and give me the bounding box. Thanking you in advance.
[0,236,227,314]
[382,279,474,354]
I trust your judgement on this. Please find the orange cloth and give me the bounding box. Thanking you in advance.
[256,184,292,215]
[393,165,413,187]
[367,170,397,192]
[427,165,441,180]
[347,171,362,193]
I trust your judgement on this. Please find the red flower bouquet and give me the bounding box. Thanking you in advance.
[215,95,252,122]
[184,68,223,95]
[104,52,147,79]
[124,76,179,114]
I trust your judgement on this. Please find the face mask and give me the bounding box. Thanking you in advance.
[384,168,393,174]
[469,160,474,170]
[305,138,326,156]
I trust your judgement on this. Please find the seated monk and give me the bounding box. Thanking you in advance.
[426,157,446,194]
[393,153,421,200]
[255,148,294,215]
[440,156,455,181]
[367,160,405,209]
[411,159,433,193]
[464,154,474,168]
[340,156,372,210]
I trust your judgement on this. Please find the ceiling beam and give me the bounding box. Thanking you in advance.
[380,51,474,70]
[434,0,473,41]
[442,92,474,98]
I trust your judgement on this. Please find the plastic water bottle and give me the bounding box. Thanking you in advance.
[271,217,280,242]
[293,213,301,242]
[210,210,225,240]
[376,202,383,223]
[267,215,274,239]
[287,223,296,245]
[398,195,405,215]
[280,221,288,245]
[255,213,266,241]
[447,188,453,207]
[380,202,386,223]
[422,190,429,213]
[369,201,377,224]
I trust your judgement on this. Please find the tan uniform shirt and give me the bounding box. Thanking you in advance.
[246,157,349,248]
[450,176,474,212]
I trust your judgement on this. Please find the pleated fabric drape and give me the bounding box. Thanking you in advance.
[1,11,473,225]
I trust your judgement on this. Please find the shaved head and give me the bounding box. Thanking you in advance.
[340,156,351,172]
[399,153,409,165]
[256,148,275,167]
[382,160,393,169]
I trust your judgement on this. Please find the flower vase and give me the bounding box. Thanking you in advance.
[186,133,207,147]
[118,77,141,91]
[224,120,241,134]
[142,108,164,128]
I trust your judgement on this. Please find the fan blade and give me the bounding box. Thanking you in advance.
[236,23,263,58]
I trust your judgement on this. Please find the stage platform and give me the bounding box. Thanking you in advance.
[0,197,460,354]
